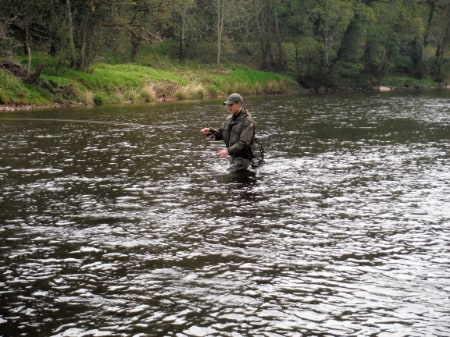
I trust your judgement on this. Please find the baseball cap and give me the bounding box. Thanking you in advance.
[223,93,243,105]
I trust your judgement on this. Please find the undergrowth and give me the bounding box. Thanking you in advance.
[1,54,300,106]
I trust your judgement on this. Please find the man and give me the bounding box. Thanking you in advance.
[200,93,255,172]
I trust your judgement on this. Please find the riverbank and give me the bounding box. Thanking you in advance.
[0,59,302,111]
[1,57,447,112]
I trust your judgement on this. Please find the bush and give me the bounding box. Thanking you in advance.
[93,93,104,105]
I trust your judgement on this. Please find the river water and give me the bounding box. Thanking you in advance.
[1,91,449,337]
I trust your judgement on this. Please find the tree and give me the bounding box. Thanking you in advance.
[273,0,286,68]
[0,1,18,59]
[64,0,76,67]
[216,0,225,67]
[253,0,274,69]
[310,0,354,83]
[425,0,450,81]
[125,0,172,62]
[0,0,448,84]
[331,2,376,86]
[1,0,50,76]
[178,0,195,61]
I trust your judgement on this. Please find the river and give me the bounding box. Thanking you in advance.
[1,90,449,337]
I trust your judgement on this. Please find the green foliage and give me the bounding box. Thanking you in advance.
[381,75,440,88]
[284,37,323,88]
[0,69,51,105]
[0,0,447,102]
[93,93,104,105]
[330,61,366,87]
[206,67,298,96]
[0,71,22,104]
[0,54,300,106]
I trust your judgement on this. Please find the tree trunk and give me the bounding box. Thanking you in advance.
[435,18,450,81]
[423,0,437,47]
[273,0,285,67]
[323,32,330,69]
[216,0,224,68]
[253,0,272,69]
[180,2,188,61]
[24,26,32,77]
[66,0,76,67]
[131,32,139,62]
[80,28,88,71]
[27,64,45,84]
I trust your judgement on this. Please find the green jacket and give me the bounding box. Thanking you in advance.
[211,108,255,159]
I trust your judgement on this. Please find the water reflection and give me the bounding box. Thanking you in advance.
[1,91,450,337]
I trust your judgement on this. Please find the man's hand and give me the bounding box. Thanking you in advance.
[218,149,229,157]
[200,128,211,135]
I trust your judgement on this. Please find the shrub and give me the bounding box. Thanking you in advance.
[93,93,104,105]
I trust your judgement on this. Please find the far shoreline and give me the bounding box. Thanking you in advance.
[1,85,448,113]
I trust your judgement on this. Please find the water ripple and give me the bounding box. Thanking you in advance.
[1,93,449,336]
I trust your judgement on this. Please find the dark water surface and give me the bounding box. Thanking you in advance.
[1,91,449,337]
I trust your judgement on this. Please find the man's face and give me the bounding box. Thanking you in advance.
[227,102,241,114]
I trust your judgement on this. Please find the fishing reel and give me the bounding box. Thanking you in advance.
[204,128,217,141]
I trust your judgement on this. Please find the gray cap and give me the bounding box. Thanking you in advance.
[223,93,243,105]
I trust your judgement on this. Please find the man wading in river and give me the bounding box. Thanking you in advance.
[200,93,257,172]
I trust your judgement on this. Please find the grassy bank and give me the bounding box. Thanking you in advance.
[0,55,301,108]
[2,53,446,110]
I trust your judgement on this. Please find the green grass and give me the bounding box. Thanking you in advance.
[381,75,440,88]
[4,52,445,109]
[0,70,52,105]
[1,54,301,107]
[3,45,446,108]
